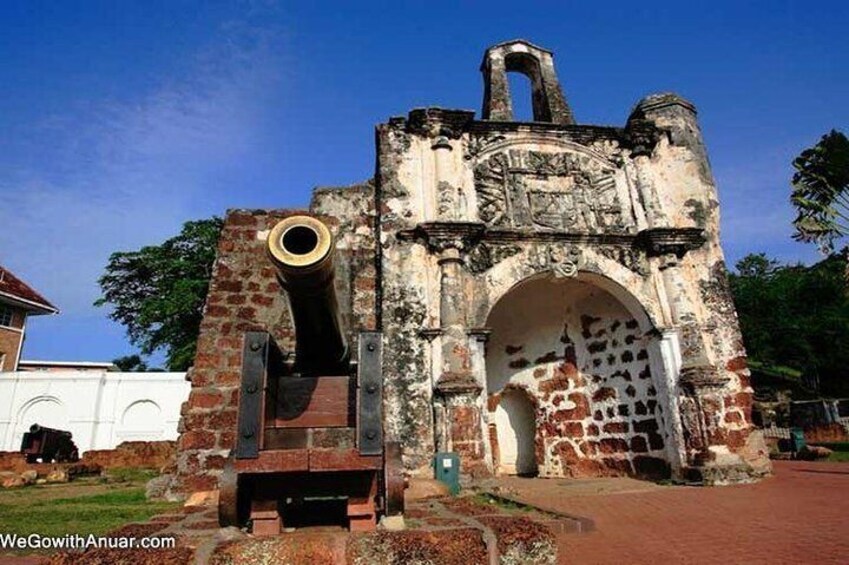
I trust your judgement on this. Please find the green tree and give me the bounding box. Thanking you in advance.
[95,217,224,371]
[112,354,148,372]
[112,354,165,372]
[730,252,849,396]
[791,129,849,253]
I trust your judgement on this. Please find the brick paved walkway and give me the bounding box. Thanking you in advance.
[496,461,849,564]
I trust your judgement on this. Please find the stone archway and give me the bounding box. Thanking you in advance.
[485,271,673,479]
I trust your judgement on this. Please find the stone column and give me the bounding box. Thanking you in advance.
[412,222,490,479]
[432,135,458,221]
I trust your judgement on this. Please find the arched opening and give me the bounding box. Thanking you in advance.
[493,387,538,476]
[14,397,69,451]
[503,52,549,122]
[507,72,535,122]
[117,400,163,441]
[485,272,671,480]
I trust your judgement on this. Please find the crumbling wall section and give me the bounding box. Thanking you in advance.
[632,94,769,480]
[376,122,439,473]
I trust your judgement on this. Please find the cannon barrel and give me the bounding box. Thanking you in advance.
[266,215,349,374]
[29,423,71,437]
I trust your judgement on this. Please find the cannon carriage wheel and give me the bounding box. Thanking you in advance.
[218,456,244,527]
[383,441,405,517]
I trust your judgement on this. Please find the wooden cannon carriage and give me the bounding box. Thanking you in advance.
[218,215,404,534]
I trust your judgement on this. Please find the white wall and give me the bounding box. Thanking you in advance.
[0,371,189,453]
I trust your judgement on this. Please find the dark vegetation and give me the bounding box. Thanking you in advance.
[729,252,849,397]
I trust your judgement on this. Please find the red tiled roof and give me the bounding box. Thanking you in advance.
[0,264,58,314]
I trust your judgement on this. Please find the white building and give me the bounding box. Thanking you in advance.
[0,370,189,453]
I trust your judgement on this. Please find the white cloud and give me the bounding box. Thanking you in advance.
[0,18,286,321]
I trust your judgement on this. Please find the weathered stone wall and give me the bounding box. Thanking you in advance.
[81,440,176,471]
[373,87,769,481]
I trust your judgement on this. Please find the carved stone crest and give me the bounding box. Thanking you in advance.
[473,149,631,233]
[532,244,584,278]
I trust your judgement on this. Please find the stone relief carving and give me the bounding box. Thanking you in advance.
[589,139,626,166]
[473,149,631,233]
[466,242,523,274]
[532,244,585,278]
[464,133,506,161]
[437,181,456,219]
[597,246,649,276]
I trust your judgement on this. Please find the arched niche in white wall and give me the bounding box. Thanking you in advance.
[116,400,163,442]
[13,396,69,449]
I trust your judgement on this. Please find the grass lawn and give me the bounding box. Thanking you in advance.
[810,442,849,463]
[0,470,180,541]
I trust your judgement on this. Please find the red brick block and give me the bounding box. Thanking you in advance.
[603,422,629,434]
[205,305,230,318]
[194,352,221,369]
[599,438,629,454]
[217,280,243,292]
[562,421,585,438]
[180,430,216,450]
[189,390,223,410]
[250,294,274,307]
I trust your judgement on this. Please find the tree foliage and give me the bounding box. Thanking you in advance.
[95,217,224,371]
[791,129,849,253]
[730,252,849,395]
[112,354,163,372]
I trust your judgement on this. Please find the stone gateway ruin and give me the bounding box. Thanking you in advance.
[174,40,771,522]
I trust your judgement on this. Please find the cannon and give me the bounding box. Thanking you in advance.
[218,215,404,534]
[20,423,79,464]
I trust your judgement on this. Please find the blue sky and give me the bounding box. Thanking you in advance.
[1,1,846,364]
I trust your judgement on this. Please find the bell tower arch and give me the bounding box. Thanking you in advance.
[481,39,575,124]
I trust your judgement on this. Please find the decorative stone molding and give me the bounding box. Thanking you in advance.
[636,227,706,259]
[418,328,443,341]
[630,93,697,119]
[398,221,487,253]
[435,371,483,395]
[467,327,492,343]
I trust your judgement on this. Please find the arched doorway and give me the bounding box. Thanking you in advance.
[485,272,671,479]
[493,388,538,475]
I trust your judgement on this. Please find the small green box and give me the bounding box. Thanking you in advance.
[433,452,460,495]
[790,427,806,452]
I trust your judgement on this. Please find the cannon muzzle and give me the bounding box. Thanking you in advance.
[267,215,349,374]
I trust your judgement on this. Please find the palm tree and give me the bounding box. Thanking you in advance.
[791,129,849,254]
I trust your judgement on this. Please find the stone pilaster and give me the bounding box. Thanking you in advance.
[408,222,490,478]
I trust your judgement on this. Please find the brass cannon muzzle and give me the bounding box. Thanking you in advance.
[267,215,349,374]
